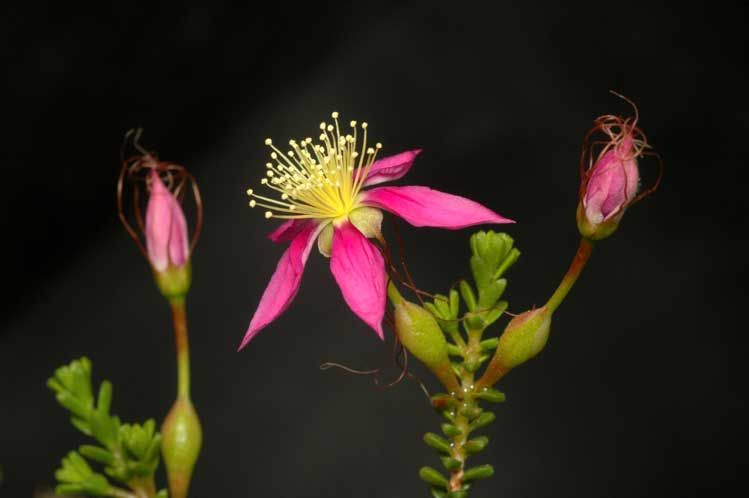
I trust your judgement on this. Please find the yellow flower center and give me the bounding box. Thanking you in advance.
[246,112,383,221]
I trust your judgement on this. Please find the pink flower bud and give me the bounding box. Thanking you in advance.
[146,170,190,271]
[582,134,639,226]
[576,98,658,240]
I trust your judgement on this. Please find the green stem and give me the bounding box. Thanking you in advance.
[545,238,594,312]
[445,324,484,493]
[169,298,191,399]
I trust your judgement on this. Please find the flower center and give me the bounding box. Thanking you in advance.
[246,112,382,220]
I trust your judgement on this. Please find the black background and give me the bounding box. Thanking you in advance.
[1,2,746,497]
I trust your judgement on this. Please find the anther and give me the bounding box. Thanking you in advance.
[264,138,272,145]
[264,211,273,219]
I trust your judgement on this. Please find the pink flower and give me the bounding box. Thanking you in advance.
[239,112,513,349]
[145,170,190,271]
[577,104,653,240]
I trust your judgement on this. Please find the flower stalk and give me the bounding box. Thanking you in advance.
[545,237,594,313]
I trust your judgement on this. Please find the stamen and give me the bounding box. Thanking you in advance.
[249,112,384,220]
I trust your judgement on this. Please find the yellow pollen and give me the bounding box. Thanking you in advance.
[246,112,383,220]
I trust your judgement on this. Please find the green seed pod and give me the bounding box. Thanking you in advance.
[390,283,460,393]
[161,398,202,498]
[497,307,551,368]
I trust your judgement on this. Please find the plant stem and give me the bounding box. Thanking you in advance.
[169,297,191,399]
[545,238,594,312]
[446,325,483,492]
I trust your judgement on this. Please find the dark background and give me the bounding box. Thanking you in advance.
[1,2,746,497]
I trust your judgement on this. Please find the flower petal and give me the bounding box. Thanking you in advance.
[360,186,514,229]
[330,222,386,339]
[361,149,422,187]
[267,219,312,243]
[239,223,321,349]
[146,171,189,271]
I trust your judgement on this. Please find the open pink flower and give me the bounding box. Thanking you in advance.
[239,112,513,349]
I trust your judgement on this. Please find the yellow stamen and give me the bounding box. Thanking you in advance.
[247,112,382,220]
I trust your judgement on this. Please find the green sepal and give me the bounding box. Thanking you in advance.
[419,467,449,488]
[440,456,462,471]
[423,433,452,454]
[459,280,477,312]
[477,388,506,403]
[463,464,495,481]
[441,423,462,438]
[464,436,489,454]
[470,411,496,430]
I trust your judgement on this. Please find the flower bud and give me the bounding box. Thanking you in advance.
[477,307,552,388]
[161,397,202,498]
[146,171,192,297]
[577,107,648,240]
[389,283,461,393]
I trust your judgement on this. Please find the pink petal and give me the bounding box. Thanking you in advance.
[267,219,312,243]
[239,223,321,349]
[145,171,189,271]
[330,222,386,339]
[360,186,514,229]
[361,149,422,187]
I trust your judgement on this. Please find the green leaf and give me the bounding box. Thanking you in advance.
[430,488,448,498]
[447,490,469,498]
[55,451,112,496]
[464,436,489,454]
[470,411,496,430]
[440,423,462,438]
[459,281,477,312]
[449,289,460,317]
[440,456,462,471]
[419,466,448,488]
[479,338,499,351]
[477,388,506,403]
[463,464,495,481]
[79,445,114,465]
[423,433,452,454]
